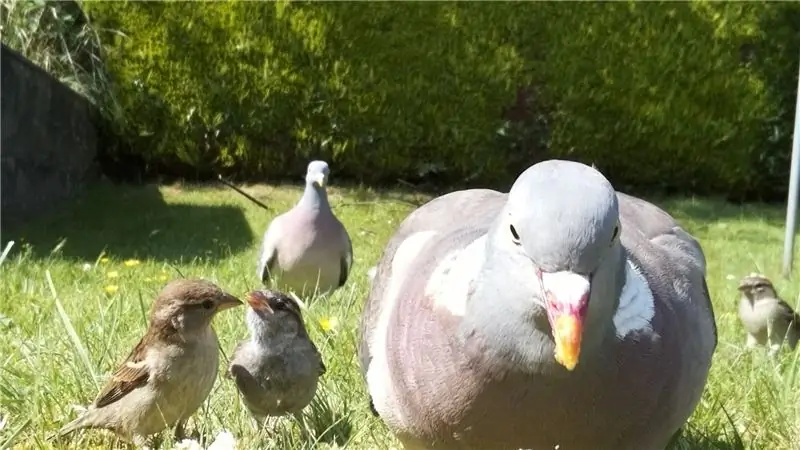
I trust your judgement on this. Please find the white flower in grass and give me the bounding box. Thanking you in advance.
[173,439,203,450]
[207,430,236,450]
[172,430,236,450]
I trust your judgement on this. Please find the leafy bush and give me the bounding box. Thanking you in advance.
[0,0,121,121]
[82,1,529,184]
[79,1,799,198]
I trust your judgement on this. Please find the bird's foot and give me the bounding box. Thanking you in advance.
[768,343,781,357]
[745,334,759,348]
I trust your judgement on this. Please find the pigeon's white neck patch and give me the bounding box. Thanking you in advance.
[427,235,486,316]
[612,259,655,338]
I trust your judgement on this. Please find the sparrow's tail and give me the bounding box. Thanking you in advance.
[55,413,91,440]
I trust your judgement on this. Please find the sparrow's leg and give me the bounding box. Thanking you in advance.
[745,333,759,348]
[249,416,261,432]
[766,321,783,356]
[292,411,310,437]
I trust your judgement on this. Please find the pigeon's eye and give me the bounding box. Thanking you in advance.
[201,300,215,310]
[509,224,521,245]
[610,224,620,243]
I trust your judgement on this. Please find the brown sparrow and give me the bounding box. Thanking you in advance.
[738,273,800,354]
[228,289,326,425]
[57,279,242,445]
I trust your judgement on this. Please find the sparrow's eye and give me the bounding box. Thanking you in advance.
[201,300,215,310]
[273,299,287,310]
[509,224,521,246]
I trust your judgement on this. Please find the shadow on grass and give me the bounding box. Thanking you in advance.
[2,181,254,263]
[668,426,746,450]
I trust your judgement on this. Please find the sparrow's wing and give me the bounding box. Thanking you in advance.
[777,299,799,321]
[229,363,263,397]
[93,338,151,408]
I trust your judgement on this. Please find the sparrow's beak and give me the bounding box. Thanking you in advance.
[313,173,326,188]
[217,293,243,311]
[246,291,273,314]
[540,270,590,371]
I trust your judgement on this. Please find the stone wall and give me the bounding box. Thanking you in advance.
[1,43,99,228]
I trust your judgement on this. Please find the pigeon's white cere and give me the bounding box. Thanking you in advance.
[367,231,437,428]
[613,259,656,338]
[427,236,487,317]
[540,271,591,308]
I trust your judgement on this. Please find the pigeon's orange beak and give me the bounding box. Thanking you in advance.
[540,271,590,371]
[313,173,326,188]
[246,291,273,314]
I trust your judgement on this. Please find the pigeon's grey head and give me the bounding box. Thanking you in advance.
[738,274,778,304]
[244,289,306,340]
[305,160,331,188]
[497,160,622,370]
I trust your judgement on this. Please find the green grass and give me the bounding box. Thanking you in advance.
[0,181,798,449]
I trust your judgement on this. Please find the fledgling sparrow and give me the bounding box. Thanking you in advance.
[57,279,242,445]
[228,289,326,425]
[738,273,800,354]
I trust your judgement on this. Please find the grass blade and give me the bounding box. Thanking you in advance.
[0,240,15,267]
[46,270,98,388]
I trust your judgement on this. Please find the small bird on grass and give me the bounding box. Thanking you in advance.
[228,289,326,428]
[738,273,800,353]
[256,160,353,299]
[57,279,242,446]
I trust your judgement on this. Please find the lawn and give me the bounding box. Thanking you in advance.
[0,180,798,450]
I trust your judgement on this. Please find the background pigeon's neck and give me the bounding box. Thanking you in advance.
[298,182,330,211]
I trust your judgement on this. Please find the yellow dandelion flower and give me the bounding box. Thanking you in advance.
[106,271,119,278]
[99,257,109,264]
[319,317,339,333]
[104,285,119,294]
[123,259,141,267]
[158,274,168,282]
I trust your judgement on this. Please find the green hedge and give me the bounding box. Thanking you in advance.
[83,1,799,198]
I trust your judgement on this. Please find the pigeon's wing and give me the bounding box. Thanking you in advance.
[93,337,152,408]
[256,217,284,283]
[311,338,327,376]
[338,232,353,288]
[357,189,505,393]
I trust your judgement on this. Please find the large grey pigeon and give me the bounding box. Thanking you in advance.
[738,273,799,353]
[257,160,353,297]
[358,160,717,450]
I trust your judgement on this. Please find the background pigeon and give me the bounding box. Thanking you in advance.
[256,160,353,298]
